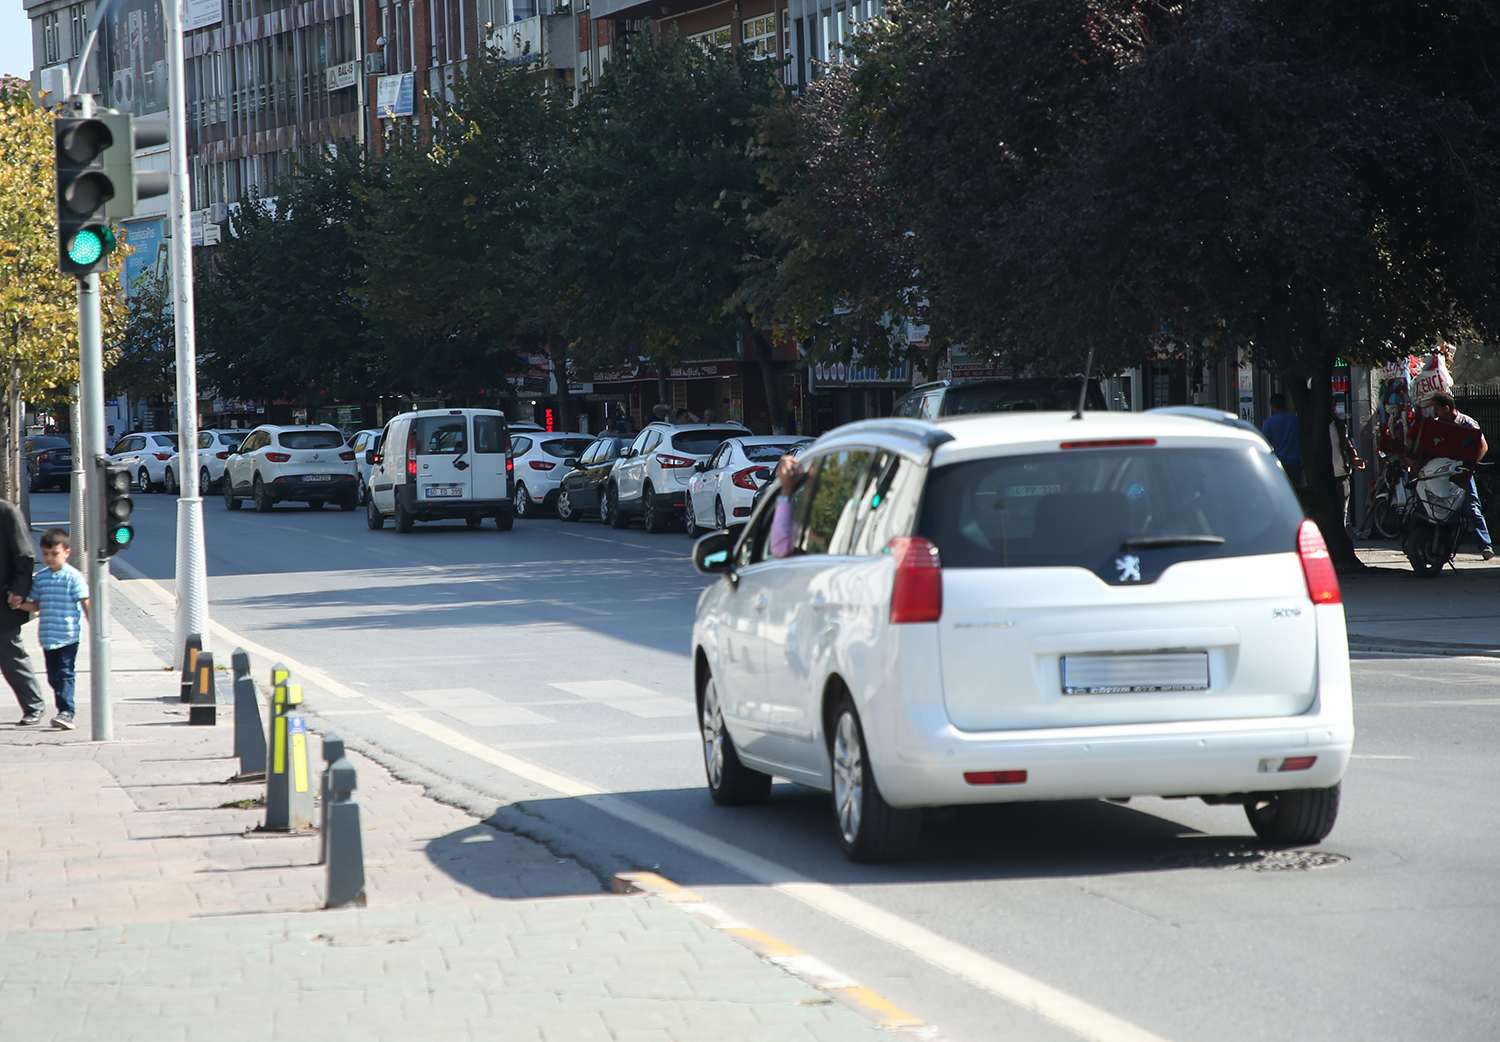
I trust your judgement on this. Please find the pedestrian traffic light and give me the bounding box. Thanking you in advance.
[99,463,134,557]
[54,110,170,274]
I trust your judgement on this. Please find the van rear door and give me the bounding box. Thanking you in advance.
[413,413,474,503]
[470,413,510,504]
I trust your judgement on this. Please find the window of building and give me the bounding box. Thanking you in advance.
[42,12,62,65]
[69,5,87,59]
[686,25,731,49]
[743,13,775,60]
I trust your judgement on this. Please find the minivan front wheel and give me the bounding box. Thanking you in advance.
[701,673,770,805]
[831,697,921,863]
[1245,784,1340,845]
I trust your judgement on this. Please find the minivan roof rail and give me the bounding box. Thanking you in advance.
[824,419,955,457]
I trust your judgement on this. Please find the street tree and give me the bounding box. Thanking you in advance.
[109,274,175,402]
[0,78,127,500]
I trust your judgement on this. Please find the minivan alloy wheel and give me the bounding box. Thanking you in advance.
[700,674,770,805]
[833,711,864,844]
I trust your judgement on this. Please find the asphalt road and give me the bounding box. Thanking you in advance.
[52,489,1500,1042]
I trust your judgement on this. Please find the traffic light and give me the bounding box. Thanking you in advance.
[55,115,117,274]
[54,109,169,275]
[99,463,134,557]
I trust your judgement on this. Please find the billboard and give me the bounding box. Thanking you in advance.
[121,218,170,300]
[104,0,168,117]
[183,0,223,31]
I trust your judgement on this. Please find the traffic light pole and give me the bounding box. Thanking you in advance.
[164,0,209,669]
[77,269,113,742]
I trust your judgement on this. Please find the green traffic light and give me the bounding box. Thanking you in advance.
[113,526,133,547]
[67,229,104,265]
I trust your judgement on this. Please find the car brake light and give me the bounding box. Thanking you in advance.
[36,452,50,463]
[1059,439,1157,449]
[265,452,291,463]
[888,536,942,623]
[529,460,556,471]
[217,451,229,459]
[964,770,1028,785]
[506,455,514,474]
[1297,519,1341,605]
[731,467,763,490]
[339,450,356,461]
[656,454,695,469]
[153,452,173,461]
[407,429,417,478]
[1259,756,1317,773]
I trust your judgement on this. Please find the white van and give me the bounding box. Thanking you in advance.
[365,409,514,532]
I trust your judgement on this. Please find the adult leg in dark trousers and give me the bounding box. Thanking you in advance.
[1,626,46,722]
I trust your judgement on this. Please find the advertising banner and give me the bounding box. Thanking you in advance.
[375,74,414,117]
[183,0,223,31]
[104,0,168,117]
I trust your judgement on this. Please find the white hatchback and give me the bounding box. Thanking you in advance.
[690,413,1353,862]
[511,432,598,518]
[685,435,811,535]
[108,431,180,493]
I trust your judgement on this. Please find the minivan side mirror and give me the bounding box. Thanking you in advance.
[692,530,735,576]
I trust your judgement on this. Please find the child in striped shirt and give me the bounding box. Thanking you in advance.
[13,529,88,730]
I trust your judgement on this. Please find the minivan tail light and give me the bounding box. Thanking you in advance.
[339,450,356,462]
[888,536,942,623]
[964,770,1028,785]
[1297,519,1341,605]
[407,429,417,478]
[265,452,291,463]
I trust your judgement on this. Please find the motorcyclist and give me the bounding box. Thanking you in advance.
[1408,391,1492,561]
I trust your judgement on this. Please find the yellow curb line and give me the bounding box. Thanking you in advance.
[614,871,939,1037]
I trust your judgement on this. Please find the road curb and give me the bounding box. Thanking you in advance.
[1347,635,1500,658]
[613,870,943,1040]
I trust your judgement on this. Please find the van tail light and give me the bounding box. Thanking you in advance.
[888,536,942,623]
[265,452,291,463]
[407,429,418,478]
[529,460,556,471]
[339,450,356,461]
[731,467,764,490]
[506,455,514,474]
[153,452,173,461]
[656,453,695,469]
[1297,519,1341,605]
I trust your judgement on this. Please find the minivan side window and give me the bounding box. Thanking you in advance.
[847,452,923,555]
[474,416,506,454]
[796,450,874,556]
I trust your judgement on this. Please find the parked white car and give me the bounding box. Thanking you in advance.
[604,422,750,533]
[222,424,358,511]
[108,431,180,493]
[690,413,1353,863]
[365,408,514,532]
[685,435,811,535]
[349,428,382,504]
[511,432,597,518]
[170,429,247,494]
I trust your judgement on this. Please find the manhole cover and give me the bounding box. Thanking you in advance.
[1154,849,1350,871]
[312,927,422,947]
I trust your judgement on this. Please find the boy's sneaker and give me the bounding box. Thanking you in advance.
[51,713,75,730]
[1481,548,1495,562]
[17,711,43,726]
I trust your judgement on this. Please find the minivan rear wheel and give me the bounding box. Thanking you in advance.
[701,673,770,805]
[831,696,921,863]
[1245,784,1340,845]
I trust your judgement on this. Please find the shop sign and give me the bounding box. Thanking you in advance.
[811,357,910,387]
[668,360,736,379]
[326,61,357,91]
[375,73,414,117]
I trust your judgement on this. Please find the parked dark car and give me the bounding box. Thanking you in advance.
[893,377,1108,418]
[25,435,73,492]
[555,436,625,522]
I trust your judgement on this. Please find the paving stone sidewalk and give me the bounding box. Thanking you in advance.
[0,612,893,1042]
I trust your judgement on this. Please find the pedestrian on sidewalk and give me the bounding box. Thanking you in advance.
[11,528,88,730]
[0,497,45,725]
[1261,394,1303,487]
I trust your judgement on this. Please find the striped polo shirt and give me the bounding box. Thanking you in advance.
[32,563,87,650]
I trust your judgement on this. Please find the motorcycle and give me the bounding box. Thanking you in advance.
[1400,457,1473,576]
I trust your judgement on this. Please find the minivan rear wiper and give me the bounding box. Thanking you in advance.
[1120,535,1226,550]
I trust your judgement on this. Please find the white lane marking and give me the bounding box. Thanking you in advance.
[383,713,1172,1042]
[1349,754,1413,759]
[109,564,360,699]
[495,732,699,751]
[551,679,663,699]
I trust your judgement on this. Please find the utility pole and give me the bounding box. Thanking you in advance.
[163,0,209,668]
[69,389,85,571]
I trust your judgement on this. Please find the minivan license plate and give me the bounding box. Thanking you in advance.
[425,486,462,497]
[1062,652,1209,694]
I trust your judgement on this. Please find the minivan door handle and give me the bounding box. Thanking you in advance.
[809,594,828,611]
[452,458,469,470]
[752,594,768,611]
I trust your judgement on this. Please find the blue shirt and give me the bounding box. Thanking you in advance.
[33,564,86,650]
[1261,412,1301,464]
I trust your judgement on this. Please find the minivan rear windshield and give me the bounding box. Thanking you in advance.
[540,438,594,459]
[277,430,344,450]
[943,379,1106,415]
[672,429,745,456]
[918,446,1302,584]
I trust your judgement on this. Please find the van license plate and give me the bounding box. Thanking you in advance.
[425,487,462,497]
[302,474,332,482]
[1062,652,1209,694]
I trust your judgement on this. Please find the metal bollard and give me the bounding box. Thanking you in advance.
[188,650,217,726]
[230,650,267,780]
[324,757,366,908]
[179,634,203,703]
[259,663,316,833]
[319,732,346,864]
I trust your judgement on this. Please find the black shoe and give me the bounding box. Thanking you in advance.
[17,712,43,726]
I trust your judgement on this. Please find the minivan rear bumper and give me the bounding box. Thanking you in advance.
[876,713,1353,808]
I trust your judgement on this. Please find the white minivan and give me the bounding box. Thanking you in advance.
[365,409,514,532]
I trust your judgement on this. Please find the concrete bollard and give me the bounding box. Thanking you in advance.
[319,732,346,864]
[259,664,316,833]
[188,650,217,726]
[230,650,267,780]
[324,757,366,909]
[179,634,203,703]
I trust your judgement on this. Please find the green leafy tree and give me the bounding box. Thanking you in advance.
[109,275,175,401]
